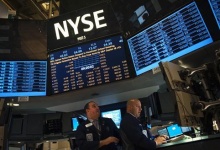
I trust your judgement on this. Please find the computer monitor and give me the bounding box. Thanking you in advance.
[181,126,192,133]
[208,0,220,29]
[48,34,132,95]
[157,128,169,138]
[166,124,183,138]
[71,117,79,131]
[101,109,122,128]
[127,2,213,76]
[0,60,47,97]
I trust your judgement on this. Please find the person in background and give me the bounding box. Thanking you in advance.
[75,101,120,150]
[120,98,168,150]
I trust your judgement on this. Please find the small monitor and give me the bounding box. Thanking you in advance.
[166,124,183,138]
[71,117,79,131]
[157,128,169,138]
[181,126,192,133]
[101,109,122,128]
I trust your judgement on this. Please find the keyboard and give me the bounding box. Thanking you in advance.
[167,135,185,142]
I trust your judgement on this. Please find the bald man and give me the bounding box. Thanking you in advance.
[120,99,167,150]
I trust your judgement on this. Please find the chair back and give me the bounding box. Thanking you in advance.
[119,129,135,150]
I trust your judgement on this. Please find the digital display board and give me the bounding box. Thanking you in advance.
[49,34,131,95]
[127,2,213,76]
[0,61,47,97]
[208,0,220,29]
[47,2,121,51]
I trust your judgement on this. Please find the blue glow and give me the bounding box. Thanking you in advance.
[101,109,121,128]
[167,124,183,138]
[0,61,47,97]
[127,2,213,76]
[208,0,220,29]
[72,117,79,131]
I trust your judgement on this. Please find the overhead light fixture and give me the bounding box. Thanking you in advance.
[42,2,50,10]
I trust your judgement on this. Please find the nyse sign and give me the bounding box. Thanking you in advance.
[54,10,107,40]
[47,2,121,51]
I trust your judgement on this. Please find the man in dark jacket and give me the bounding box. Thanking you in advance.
[75,101,120,150]
[120,99,167,150]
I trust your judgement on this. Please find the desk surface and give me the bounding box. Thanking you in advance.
[157,133,220,149]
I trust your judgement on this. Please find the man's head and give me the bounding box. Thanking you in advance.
[84,101,100,120]
[126,99,142,118]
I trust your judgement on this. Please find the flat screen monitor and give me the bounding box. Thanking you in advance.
[0,60,47,97]
[101,109,121,128]
[166,124,183,138]
[48,34,131,95]
[127,2,213,76]
[181,126,192,133]
[157,128,169,138]
[71,117,79,131]
[208,0,220,29]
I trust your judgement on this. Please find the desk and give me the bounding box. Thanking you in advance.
[157,134,220,150]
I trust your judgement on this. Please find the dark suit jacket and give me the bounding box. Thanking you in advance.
[120,113,156,150]
[75,117,120,150]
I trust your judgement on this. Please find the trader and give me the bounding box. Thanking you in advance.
[75,101,120,150]
[120,98,167,150]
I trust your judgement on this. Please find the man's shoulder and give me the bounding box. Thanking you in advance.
[122,113,134,119]
[100,117,112,121]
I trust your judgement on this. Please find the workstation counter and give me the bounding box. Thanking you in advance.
[157,133,220,150]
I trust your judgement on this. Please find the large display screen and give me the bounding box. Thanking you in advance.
[0,61,47,97]
[48,34,131,95]
[208,0,220,29]
[127,2,213,76]
[101,109,122,128]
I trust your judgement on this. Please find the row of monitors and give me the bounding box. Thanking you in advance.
[1,1,220,97]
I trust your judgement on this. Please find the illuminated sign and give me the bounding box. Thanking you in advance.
[54,10,107,40]
[47,2,121,51]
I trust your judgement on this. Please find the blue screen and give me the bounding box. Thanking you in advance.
[166,124,183,138]
[127,2,213,76]
[72,117,79,131]
[49,34,131,95]
[101,109,121,128]
[208,0,220,29]
[0,61,47,97]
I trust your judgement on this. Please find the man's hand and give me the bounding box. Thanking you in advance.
[154,135,168,145]
[99,136,119,147]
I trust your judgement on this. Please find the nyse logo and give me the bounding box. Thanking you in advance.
[54,9,107,40]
